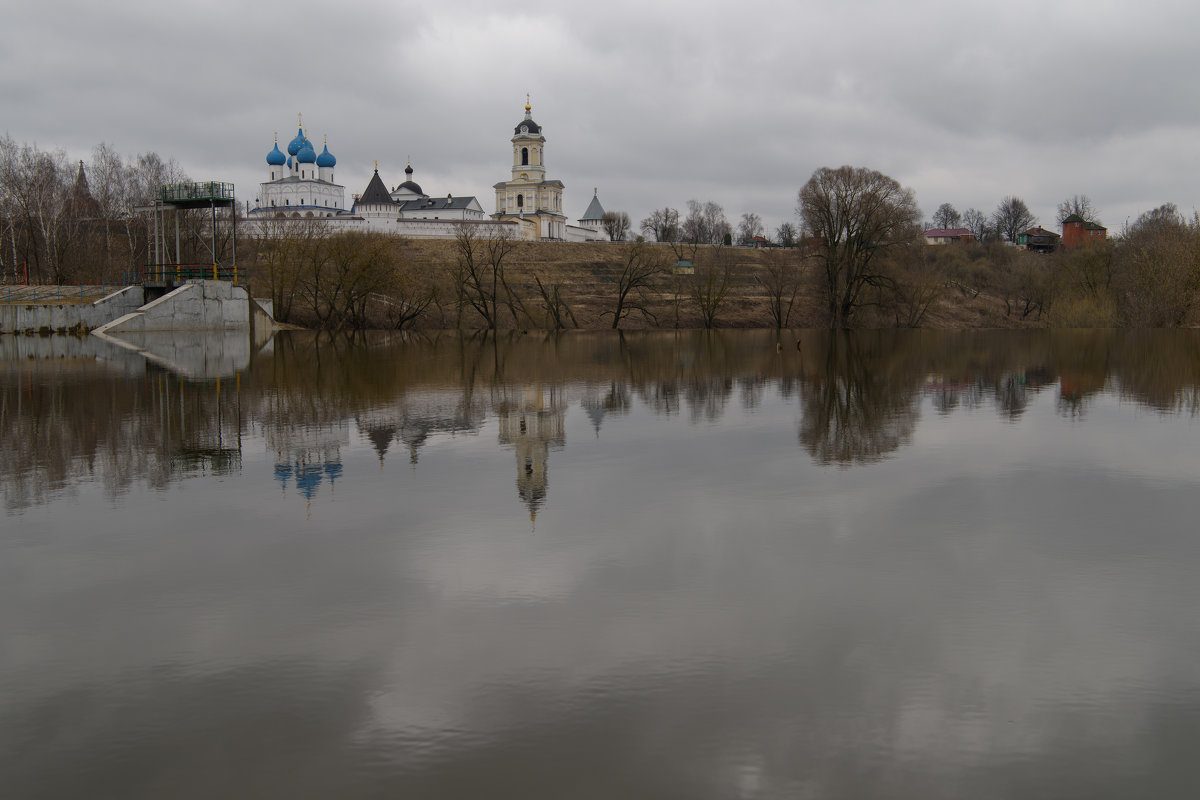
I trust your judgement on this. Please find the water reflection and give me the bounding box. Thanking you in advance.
[5,329,1200,515]
[6,329,1200,797]
[497,386,565,521]
[797,333,920,465]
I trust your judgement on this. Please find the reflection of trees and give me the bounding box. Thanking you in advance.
[684,377,733,423]
[798,332,921,466]
[10,329,1200,513]
[1111,331,1200,415]
[927,379,984,414]
[1,366,241,512]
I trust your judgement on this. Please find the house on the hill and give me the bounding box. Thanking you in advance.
[923,227,975,245]
[1017,226,1061,253]
[1061,214,1107,249]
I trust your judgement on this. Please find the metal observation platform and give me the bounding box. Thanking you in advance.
[144,181,240,285]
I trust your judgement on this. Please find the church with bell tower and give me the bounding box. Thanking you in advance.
[492,97,569,240]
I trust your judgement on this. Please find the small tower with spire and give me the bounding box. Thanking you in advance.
[579,187,606,234]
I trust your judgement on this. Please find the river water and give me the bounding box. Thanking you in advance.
[3,329,1199,798]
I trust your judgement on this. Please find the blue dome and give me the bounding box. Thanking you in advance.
[316,145,336,168]
[266,142,286,166]
[286,127,307,156]
[287,155,293,169]
[296,144,317,164]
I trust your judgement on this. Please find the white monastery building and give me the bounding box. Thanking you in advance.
[248,103,606,242]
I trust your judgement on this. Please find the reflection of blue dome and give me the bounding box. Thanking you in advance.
[287,127,307,156]
[274,462,292,486]
[266,143,286,166]
[297,144,317,164]
[295,463,323,500]
[316,145,336,168]
[324,460,343,483]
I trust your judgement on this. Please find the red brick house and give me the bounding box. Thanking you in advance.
[1061,214,1106,249]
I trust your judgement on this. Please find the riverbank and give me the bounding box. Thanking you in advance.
[245,238,1031,330]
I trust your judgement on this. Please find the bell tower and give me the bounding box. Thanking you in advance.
[512,95,546,182]
[493,96,567,239]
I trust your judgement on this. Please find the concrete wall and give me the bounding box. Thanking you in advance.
[94,280,251,334]
[0,286,145,333]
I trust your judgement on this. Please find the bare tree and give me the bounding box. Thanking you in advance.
[533,275,578,329]
[1056,195,1100,226]
[993,196,1036,243]
[932,202,961,230]
[775,222,797,248]
[691,244,736,328]
[601,211,631,242]
[737,212,764,244]
[962,207,989,242]
[257,216,327,323]
[1127,202,1181,237]
[757,247,802,327]
[681,200,730,247]
[1113,203,1200,326]
[604,240,666,328]
[451,223,519,329]
[639,207,679,242]
[88,143,125,270]
[797,165,922,327]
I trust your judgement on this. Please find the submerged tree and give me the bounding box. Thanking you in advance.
[757,247,802,328]
[604,240,666,328]
[451,223,520,329]
[690,244,737,328]
[797,165,922,327]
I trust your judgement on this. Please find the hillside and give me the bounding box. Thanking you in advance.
[384,239,1022,330]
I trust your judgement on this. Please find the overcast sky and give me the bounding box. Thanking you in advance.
[3,0,1198,235]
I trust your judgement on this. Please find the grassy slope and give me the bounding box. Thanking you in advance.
[394,239,1025,330]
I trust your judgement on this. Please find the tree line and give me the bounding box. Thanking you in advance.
[629,168,1200,328]
[6,131,1197,330]
[0,137,210,285]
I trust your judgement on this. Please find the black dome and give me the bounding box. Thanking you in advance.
[397,180,423,194]
[514,118,541,135]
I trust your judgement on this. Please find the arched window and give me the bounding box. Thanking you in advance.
[521,147,529,166]
[517,194,523,208]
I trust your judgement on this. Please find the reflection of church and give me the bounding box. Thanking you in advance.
[496,386,566,519]
[267,418,348,514]
[355,394,486,468]
[581,381,632,437]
